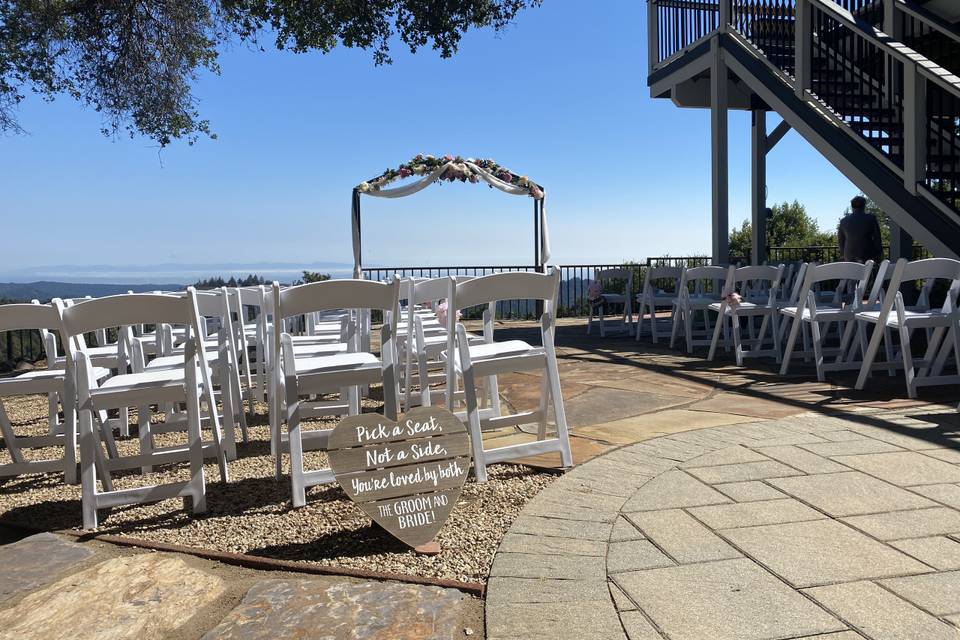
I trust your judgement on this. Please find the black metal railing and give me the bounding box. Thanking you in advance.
[654,0,720,66]
[1,329,44,370]
[731,0,797,75]
[925,81,960,212]
[899,7,960,78]
[810,2,905,167]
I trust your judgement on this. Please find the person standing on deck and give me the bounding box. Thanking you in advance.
[838,195,883,263]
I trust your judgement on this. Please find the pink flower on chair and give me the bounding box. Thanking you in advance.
[587,281,604,305]
[723,289,742,308]
[436,300,461,326]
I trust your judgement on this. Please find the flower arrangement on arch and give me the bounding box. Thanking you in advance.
[356,154,545,199]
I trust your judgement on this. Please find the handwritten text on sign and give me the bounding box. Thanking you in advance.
[327,407,472,548]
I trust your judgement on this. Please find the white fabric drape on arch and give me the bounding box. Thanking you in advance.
[351,160,549,278]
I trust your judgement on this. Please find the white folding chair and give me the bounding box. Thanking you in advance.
[670,265,727,353]
[272,277,401,507]
[0,303,113,484]
[447,268,572,482]
[855,258,960,398]
[56,290,218,529]
[707,264,785,366]
[636,266,683,342]
[587,268,634,337]
[779,261,874,381]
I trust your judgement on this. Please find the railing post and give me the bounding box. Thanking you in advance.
[795,0,811,98]
[751,109,768,265]
[719,0,730,33]
[648,0,659,72]
[903,63,927,194]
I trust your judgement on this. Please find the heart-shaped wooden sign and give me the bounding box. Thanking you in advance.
[327,406,472,550]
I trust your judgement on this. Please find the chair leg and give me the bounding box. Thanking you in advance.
[137,404,153,475]
[811,320,826,382]
[707,309,725,361]
[47,392,60,435]
[0,400,24,464]
[61,377,78,484]
[899,325,917,398]
[536,373,549,440]
[599,304,606,338]
[731,314,744,367]
[185,380,208,515]
[288,402,307,507]
[545,344,573,469]
[461,363,487,483]
[856,321,886,390]
[685,307,696,353]
[79,405,99,530]
[670,305,681,349]
[780,315,802,375]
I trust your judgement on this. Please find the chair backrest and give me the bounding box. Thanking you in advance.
[795,261,873,309]
[451,268,559,315]
[56,291,204,369]
[644,266,683,293]
[681,265,728,297]
[0,302,60,333]
[727,264,785,303]
[900,258,960,311]
[411,277,454,308]
[274,277,400,321]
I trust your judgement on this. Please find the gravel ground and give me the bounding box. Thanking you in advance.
[0,391,556,584]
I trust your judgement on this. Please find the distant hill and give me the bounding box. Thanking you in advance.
[0,281,183,303]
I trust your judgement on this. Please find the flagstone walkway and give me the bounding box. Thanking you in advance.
[485,408,960,640]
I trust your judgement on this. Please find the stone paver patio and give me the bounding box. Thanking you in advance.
[5,319,960,638]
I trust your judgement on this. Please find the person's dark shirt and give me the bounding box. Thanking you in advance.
[838,209,883,263]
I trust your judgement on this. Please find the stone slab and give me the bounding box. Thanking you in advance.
[610,516,646,541]
[486,577,610,604]
[614,559,844,640]
[880,571,960,616]
[687,498,826,530]
[769,471,938,516]
[497,533,606,557]
[755,445,848,474]
[890,536,960,570]
[490,552,606,579]
[841,507,960,540]
[832,451,960,486]
[687,392,806,419]
[922,448,960,464]
[804,580,957,640]
[0,553,226,640]
[486,601,626,640]
[607,540,675,573]
[720,519,931,588]
[627,509,741,563]
[714,480,786,502]
[910,483,960,509]
[799,439,904,457]
[618,611,663,640]
[509,515,613,541]
[678,446,771,468]
[686,460,803,484]
[0,533,95,604]
[205,579,464,640]
[793,633,862,639]
[609,582,637,611]
[620,469,730,512]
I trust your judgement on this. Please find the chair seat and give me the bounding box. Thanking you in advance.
[97,367,185,392]
[293,342,349,358]
[857,309,958,328]
[600,293,626,304]
[673,294,720,308]
[781,304,852,320]
[0,365,110,387]
[293,352,381,375]
[465,340,541,362]
[708,301,776,314]
[146,350,219,370]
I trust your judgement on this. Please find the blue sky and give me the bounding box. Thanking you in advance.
[0,0,858,280]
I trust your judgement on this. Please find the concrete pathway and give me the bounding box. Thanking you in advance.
[0,533,481,639]
[486,409,960,640]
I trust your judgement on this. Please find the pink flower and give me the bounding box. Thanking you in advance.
[722,289,742,308]
[587,281,603,303]
[436,299,461,326]
[399,167,411,178]
[443,155,454,162]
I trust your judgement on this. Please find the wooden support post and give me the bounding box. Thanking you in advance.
[712,37,730,265]
[795,0,811,99]
[751,109,768,265]
[903,64,927,195]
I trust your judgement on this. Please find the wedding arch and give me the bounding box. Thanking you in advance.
[351,154,550,278]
